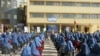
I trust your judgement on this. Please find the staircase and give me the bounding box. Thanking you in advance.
[43,39,58,56]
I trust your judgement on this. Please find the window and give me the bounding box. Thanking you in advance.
[13,1,17,8]
[82,3,90,7]
[30,13,44,18]
[30,1,44,5]
[77,3,90,7]
[62,2,75,6]
[76,14,83,18]
[1,0,5,7]
[46,13,59,18]
[98,15,100,18]
[7,0,11,8]
[91,14,98,19]
[62,13,75,18]
[83,14,90,18]
[46,1,60,6]
[98,4,100,7]
[91,3,98,7]
[77,3,83,6]
[8,14,11,19]
[14,15,17,19]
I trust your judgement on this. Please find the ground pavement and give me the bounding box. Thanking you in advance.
[43,39,58,56]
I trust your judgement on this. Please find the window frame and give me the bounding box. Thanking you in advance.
[30,1,44,5]
[46,1,60,6]
[62,2,75,6]
[46,13,60,18]
[30,13,44,18]
[62,13,75,18]
[90,14,98,19]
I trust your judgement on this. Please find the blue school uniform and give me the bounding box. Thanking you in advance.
[88,37,97,49]
[76,43,90,56]
[2,36,12,49]
[21,46,32,56]
[90,43,100,56]
[65,40,75,52]
[12,32,19,46]
[34,37,42,47]
[30,41,40,56]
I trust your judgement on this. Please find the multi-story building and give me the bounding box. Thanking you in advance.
[26,0,100,33]
[0,0,26,31]
[0,0,26,25]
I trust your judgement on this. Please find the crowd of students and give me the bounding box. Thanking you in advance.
[21,33,45,56]
[0,30,35,55]
[0,29,46,56]
[0,29,100,56]
[50,31,100,56]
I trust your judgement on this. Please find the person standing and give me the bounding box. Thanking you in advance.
[76,43,90,56]
[21,45,32,56]
[11,31,19,54]
[2,34,12,54]
[30,41,40,56]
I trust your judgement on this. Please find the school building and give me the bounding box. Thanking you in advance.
[25,0,100,33]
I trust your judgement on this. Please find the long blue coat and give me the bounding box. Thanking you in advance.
[2,36,12,49]
[88,37,97,49]
[18,33,24,45]
[34,37,42,47]
[76,43,90,56]
[12,32,19,45]
[21,46,32,56]
[39,33,45,42]
[30,41,40,56]
[65,40,75,52]
[90,43,100,56]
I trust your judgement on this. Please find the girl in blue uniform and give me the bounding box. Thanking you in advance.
[21,46,32,56]
[2,34,12,54]
[65,40,75,56]
[88,35,97,50]
[34,37,42,56]
[90,43,100,56]
[12,32,19,53]
[76,43,90,56]
[30,41,40,56]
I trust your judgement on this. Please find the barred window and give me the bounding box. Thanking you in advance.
[30,13,44,18]
[30,1,44,5]
[62,13,75,18]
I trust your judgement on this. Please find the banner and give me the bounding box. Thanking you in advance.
[43,27,46,32]
[37,27,40,33]
[24,26,28,32]
[66,27,70,32]
[48,18,58,22]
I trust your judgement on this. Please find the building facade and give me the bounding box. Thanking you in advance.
[26,0,100,33]
[0,0,26,25]
[0,0,26,32]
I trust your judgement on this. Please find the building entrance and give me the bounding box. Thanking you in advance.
[30,25,44,33]
[29,24,90,33]
[47,24,59,33]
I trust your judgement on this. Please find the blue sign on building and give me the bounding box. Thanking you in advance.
[47,18,58,22]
